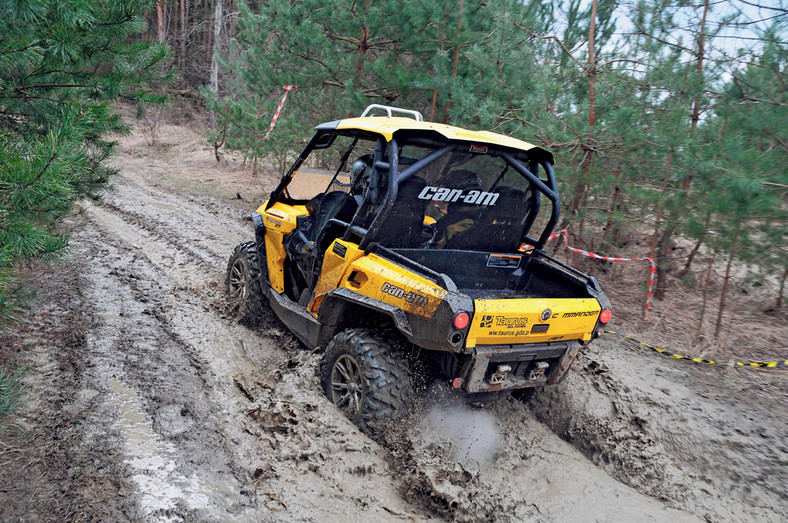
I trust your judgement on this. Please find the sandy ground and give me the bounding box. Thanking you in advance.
[1,114,786,522]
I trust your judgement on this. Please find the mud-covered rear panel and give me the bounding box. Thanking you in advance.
[467,298,600,347]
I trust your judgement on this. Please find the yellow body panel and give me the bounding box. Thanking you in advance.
[467,298,601,347]
[256,200,307,234]
[309,240,448,318]
[309,241,367,316]
[336,117,541,153]
[258,200,308,293]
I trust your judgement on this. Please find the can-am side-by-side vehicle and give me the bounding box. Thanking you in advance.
[226,104,612,434]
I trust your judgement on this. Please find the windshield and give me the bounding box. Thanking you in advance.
[284,135,378,200]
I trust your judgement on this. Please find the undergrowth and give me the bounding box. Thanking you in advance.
[0,365,22,421]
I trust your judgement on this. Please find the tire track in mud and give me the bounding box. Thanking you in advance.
[78,178,429,521]
[528,340,788,522]
[71,225,262,520]
[74,168,729,521]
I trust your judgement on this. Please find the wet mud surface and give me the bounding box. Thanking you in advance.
[2,122,786,521]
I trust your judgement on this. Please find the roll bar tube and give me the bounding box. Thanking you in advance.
[358,141,457,251]
[501,153,560,250]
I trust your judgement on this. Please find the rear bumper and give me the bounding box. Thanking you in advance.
[457,340,582,393]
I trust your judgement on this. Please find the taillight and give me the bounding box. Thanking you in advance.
[454,312,470,330]
[599,309,612,324]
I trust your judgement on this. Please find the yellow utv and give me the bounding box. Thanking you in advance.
[227,105,612,435]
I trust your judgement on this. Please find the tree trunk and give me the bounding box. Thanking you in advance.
[676,234,704,281]
[695,249,716,341]
[602,166,623,247]
[715,229,739,337]
[654,225,675,301]
[690,0,709,133]
[777,265,788,309]
[203,0,211,82]
[180,0,188,80]
[442,0,463,123]
[566,0,598,219]
[648,147,675,300]
[430,0,450,122]
[587,0,598,127]
[210,0,223,128]
[157,0,166,43]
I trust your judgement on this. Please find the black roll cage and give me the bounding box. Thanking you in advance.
[266,129,561,253]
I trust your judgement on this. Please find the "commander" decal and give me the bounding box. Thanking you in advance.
[417,186,499,206]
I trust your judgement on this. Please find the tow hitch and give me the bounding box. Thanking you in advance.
[489,365,512,384]
[529,361,549,381]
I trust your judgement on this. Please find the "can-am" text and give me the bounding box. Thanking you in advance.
[417,186,499,206]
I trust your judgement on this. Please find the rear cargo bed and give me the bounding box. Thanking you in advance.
[392,248,595,300]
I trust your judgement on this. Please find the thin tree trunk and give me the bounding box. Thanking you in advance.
[690,0,709,133]
[654,226,675,301]
[587,0,598,127]
[696,249,716,341]
[430,0,450,122]
[180,0,188,80]
[157,0,166,43]
[649,148,674,261]
[203,0,211,81]
[676,234,704,280]
[210,0,223,128]
[715,229,739,337]
[442,0,463,123]
[777,265,788,309]
[677,209,711,281]
[567,0,598,219]
[350,0,372,115]
[602,166,623,246]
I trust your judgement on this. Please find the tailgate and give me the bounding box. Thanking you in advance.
[466,298,600,347]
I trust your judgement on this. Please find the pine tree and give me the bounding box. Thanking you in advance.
[204,0,558,168]
[0,0,169,323]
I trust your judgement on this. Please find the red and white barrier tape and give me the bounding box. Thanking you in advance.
[529,229,656,322]
[263,85,297,140]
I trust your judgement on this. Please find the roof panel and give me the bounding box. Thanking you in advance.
[333,116,548,155]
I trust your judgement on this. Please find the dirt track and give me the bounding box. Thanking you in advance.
[1,119,786,521]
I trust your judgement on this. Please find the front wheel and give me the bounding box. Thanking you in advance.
[225,241,267,326]
[320,329,414,437]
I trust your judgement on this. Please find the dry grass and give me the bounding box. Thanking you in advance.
[563,242,788,366]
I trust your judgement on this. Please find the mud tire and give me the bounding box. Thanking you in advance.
[320,329,414,438]
[225,241,267,327]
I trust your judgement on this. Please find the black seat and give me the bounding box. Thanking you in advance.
[286,191,359,289]
[371,176,429,248]
[444,186,528,251]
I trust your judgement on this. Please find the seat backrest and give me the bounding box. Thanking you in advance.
[444,186,528,251]
[371,176,429,248]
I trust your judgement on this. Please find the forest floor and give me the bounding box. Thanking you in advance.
[1,108,786,522]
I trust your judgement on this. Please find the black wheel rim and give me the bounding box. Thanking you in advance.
[330,354,365,416]
[228,258,249,311]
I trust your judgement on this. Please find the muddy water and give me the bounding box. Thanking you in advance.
[58,147,783,522]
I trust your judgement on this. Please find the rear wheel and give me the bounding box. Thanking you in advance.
[320,329,414,438]
[225,241,267,326]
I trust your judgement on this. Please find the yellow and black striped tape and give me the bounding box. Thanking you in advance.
[605,330,788,368]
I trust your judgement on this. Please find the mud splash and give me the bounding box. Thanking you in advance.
[395,388,700,522]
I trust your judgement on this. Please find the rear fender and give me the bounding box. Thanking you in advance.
[317,289,412,344]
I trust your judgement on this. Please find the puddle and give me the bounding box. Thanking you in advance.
[149,201,181,212]
[101,312,121,325]
[105,378,240,520]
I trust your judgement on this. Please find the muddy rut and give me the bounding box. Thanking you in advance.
[10,128,785,522]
